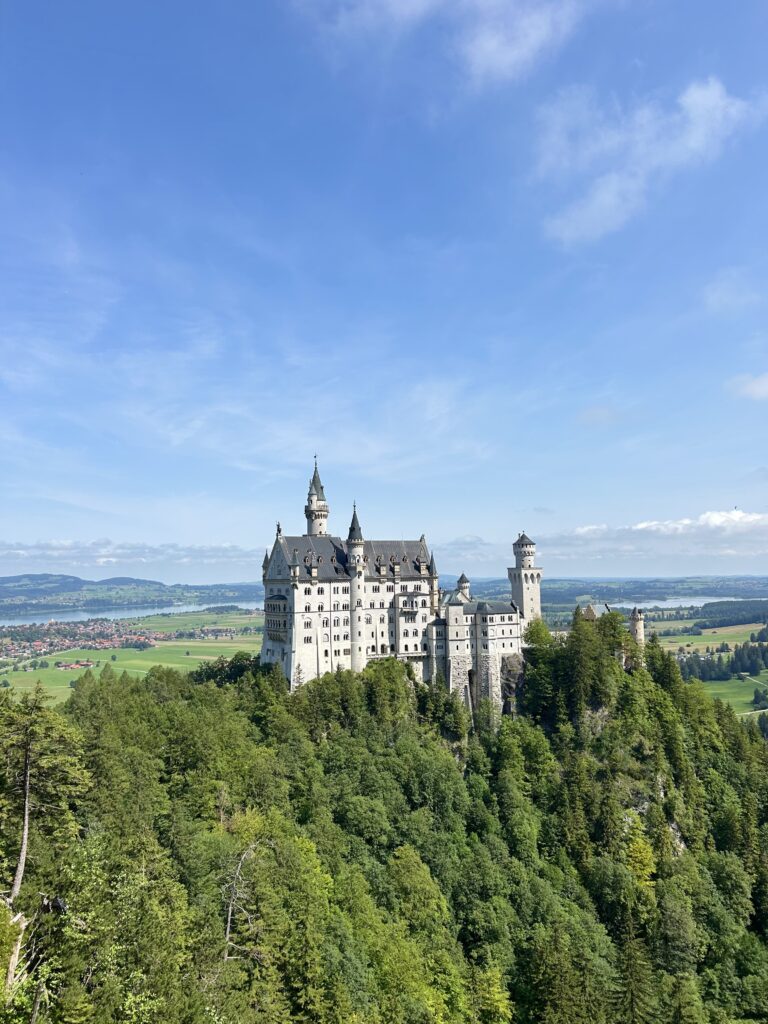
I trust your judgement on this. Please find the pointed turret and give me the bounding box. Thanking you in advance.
[304,457,330,536]
[348,504,363,542]
[457,572,470,600]
[262,549,269,572]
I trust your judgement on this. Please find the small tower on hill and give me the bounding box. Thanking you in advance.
[348,505,366,673]
[304,459,329,536]
[508,533,542,621]
[457,573,471,601]
[629,607,645,648]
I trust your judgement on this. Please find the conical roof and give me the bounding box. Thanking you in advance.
[457,572,470,585]
[348,505,363,542]
[514,532,534,546]
[308,460,326,501]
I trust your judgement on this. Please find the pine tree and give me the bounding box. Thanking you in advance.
[611,935,658,1024]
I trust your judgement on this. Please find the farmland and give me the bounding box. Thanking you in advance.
[1,609,263,700]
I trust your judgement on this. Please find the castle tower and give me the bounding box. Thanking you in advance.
[428,551,439,614]
[629,607,645,648]
[508,532,542,621]
[457,573,471,601]
[304,459,329,536]
[348,504,366,673]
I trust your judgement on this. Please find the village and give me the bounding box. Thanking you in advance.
[0,616,242,671]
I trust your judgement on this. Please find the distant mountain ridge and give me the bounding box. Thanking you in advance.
[0,573,265,615]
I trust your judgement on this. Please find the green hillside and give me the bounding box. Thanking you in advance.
[2,620,768,1022]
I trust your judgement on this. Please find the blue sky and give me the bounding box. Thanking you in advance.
[1,0,767,583]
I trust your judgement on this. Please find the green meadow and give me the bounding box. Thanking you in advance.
[654,621,765,652]
[2,609,264,700]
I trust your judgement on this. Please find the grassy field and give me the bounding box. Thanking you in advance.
[692,670,768,715]
[654,622,765,652]
[2,608,264,700]
[122,608,263,632]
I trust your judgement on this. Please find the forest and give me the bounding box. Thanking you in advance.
[2,611,768,1023]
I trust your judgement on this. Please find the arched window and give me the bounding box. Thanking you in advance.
[305,604,311,613]
[365,615,372,625]
[304,587,311,595]
[318,604,324,612]
[304,620,312,630]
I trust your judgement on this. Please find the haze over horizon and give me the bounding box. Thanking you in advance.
[2,2,767,582]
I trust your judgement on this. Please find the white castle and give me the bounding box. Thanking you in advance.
[261,463,543,712]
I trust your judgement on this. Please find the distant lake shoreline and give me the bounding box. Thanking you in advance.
[0,600,264,628]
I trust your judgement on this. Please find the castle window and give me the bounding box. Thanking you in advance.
[304,587,311,595]
[379,615,385,623]
[342,586,349,594]
[334,649,340,657]
[333,602,340,611]
[322,618,329,627]
[343,648,350,656]
[387,585,394,592]
[334,634,340,641]
[404,644,409,652]
[323,633,329,642]
[421,599,427,607]
[318,604,324,612]
[318,587,325,594]
[333,618,340,627]
[400,585,407,592]
[305,604,311,613]
[304,636,313,644]
[343,603,349,611]
[324,649,329,658]
[333,586,339,594]
[304,620,312,630]
[365,614,372,625]
[344,632,350,641]
[372,585,380,593]
[343,617,349,626]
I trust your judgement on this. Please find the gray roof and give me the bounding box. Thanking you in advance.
[514,532,534,546]
[348,506,363,542]
[308,463,326,501]
[277,535,432,581]
[457,572,470,585]
[462,600,519,616]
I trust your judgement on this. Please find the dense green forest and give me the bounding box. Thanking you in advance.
[3,612,768,1022]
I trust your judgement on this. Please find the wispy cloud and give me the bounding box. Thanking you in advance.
[730,373,768,400]
[435,509,768,575]
[0,539,262,575]
[703,267,762,313]
[301,0,595,86]
[538,78,765,244]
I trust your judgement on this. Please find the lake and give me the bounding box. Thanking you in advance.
[0,600,264,627]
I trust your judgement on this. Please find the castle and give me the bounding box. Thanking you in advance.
[261,463,544,712]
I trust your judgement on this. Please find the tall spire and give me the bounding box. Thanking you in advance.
[304,458,329,536]
[348,502,363,542]
[308,456,326,501]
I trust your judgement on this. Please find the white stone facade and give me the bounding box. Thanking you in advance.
[260,465,543,712]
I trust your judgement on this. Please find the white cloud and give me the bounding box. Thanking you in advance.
[540,78,765,244]
[703,267,762,313]
[302,0,593,85]
[434,509,768,575]
[0,539,262,575]
[730,372,768,400]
